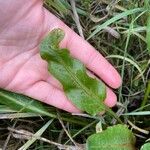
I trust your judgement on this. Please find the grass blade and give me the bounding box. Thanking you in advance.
[123,111,150,116]
[107,55,145,85]
[87,8,144,40]
[18,119,54,150]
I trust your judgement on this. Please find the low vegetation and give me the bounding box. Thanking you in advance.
[0,1,149,149]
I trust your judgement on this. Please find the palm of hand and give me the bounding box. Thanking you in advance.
[0,0,121,113]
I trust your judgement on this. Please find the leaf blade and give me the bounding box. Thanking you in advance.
[40,29,106,116]
[0,89,53,117]
[141,143,150,150]
[86,124,136,150]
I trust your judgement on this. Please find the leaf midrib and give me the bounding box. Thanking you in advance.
[53,49,105,109]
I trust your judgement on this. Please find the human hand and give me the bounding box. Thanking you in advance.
[0,0,122,113]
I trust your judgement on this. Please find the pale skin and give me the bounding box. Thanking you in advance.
[0,0,122,113]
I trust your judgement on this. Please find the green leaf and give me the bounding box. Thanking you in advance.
[46,28,65,49]
[40,29,122,123]
[0,89,52,117]
[0,89,91,125]
[86,124,136,150]
[141,143,150,150]
[40,29,107,116]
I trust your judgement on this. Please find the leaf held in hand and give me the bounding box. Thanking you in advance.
[40,29,106,116]
[86,124,136,150]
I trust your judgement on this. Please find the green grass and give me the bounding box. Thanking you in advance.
[0,0,150,149]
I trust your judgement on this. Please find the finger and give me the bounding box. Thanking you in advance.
[105,87,117,107]
[24,80,80,113]
[43,9,122,89]
[47,74,63,90]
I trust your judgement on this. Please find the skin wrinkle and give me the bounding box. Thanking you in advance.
[0,0,40,33]
[37,7,48,46]
[0,2,46,67]
[17,54,49,93]
[44,85,56,104]
[0,29,38,46]
[44,85,76,111]
[1,18,41,48]
[46,74,63,90]
[85,50,100,69]
[23,79,46,94]
[0,45,38,67]
[0,2,44,52]
[6,54,48,92]
[0,48,38,89]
